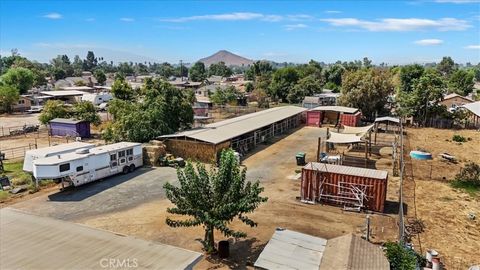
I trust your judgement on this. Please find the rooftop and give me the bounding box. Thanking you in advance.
[50,118,87,124]
[24,142,95,157]
[310,105,359,114]
[41,90,88,97]
[462,101,480,117]
[304,162,388,180]
[160,106,307,144]
[443,93,473,102]
[0,208,202,270]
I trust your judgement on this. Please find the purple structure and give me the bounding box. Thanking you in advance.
[49,118,91,138]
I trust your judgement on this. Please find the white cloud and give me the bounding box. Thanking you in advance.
[161,12,313,22]
[325,10,342,14]
[120,17,135,22]
[284,24,308,31]
[85,18,95,22]
[321,17,471,31]
[465,45,480,49]
[43,13,62,19]
[435,0,480,3]
[414,39,444,45]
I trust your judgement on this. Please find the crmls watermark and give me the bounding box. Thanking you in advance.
[100,258,138,269]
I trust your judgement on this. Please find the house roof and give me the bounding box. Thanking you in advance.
[254,230,389,270]
[160,106,307,144]
[443,93,473,102]
[0,208,202,270]
[310,106,359,114]
[320,234,390,270]
[303,96,321,103]
[254,229,327,270]
[60,86,94,91]
[41,90,88,97]
[304,162,388,180]
[50,118,86,124]
[462,101,480,117]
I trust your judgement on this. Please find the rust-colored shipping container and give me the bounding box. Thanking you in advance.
[301,162,388,212]
[340,112,362,127]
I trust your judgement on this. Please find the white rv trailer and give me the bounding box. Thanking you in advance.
[81,92,113,105]
[32,142,143,187]
[23,142,95,173]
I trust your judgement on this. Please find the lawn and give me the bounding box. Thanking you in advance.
[3,161,32,186]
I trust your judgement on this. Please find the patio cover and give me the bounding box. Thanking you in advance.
[326,132,363,144]
[341,124,374,136]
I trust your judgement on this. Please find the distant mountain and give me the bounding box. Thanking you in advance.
[198,50,254,67]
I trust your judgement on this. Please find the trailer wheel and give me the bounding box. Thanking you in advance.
[129,164,135,172]
[122,166,129,174]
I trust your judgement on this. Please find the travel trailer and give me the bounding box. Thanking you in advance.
[81,92,113,105]
[32,142,143,187]
[23,142,95,173]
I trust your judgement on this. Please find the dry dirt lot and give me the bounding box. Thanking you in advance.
[77,127,399,269]
[405,128,480,269]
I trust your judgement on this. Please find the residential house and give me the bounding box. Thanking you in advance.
[441,93,473,112]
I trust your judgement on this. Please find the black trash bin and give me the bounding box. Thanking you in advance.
[296,152,306,166]
[218,240,229,258]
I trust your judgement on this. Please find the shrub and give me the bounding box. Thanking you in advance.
[452,134,466,143]
[384,242,420,270]
[455,162,480,185]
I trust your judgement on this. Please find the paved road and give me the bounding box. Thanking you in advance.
[11,167,178,220]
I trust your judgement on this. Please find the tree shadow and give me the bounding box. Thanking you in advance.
[205,237,267,269]
[383,200,408,215]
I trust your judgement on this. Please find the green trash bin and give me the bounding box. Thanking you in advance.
[296,152,306,166]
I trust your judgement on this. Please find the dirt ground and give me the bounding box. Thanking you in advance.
[405,128,480,269]
[79,127,399,269]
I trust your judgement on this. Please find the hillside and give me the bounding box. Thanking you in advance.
[198,50,254,67]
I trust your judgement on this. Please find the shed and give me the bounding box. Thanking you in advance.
[301,162,388,212]
[255,229,389,270]
[462,101,480,128]
[307,106,361,127]
[49,118,91,138]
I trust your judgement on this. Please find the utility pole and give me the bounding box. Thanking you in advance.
[365,214,371,242]
[180,60,184,81]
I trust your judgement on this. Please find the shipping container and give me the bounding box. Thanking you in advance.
[301,162,388,212]
[340,112,362,127]
[306,111,322,127]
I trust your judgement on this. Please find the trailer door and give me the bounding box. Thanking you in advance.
[110,153,118,172]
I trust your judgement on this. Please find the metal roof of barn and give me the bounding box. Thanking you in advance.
[50,118,86,124]
[463,101,480,117]
[310,106,359,114]
[0,208,202,270]
[304,162,388,180]
[374,116,400,124]
[159,106,307,144]
[41,90,88,97]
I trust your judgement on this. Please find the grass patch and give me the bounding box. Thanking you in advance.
[0,190,9,201]
[450,180,480,196]
[3,161,33,186]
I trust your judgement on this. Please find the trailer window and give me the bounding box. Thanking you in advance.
[118,151,125,158]
[126,149,133,156]
[110,154,116,161]
[59,163,70,172]
[76,166,83,172]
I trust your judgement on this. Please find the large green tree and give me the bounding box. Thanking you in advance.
[437,56,456,78]
[103,78,193,142]
[1,67,34,94]
[399,64,424,93]
[287,75,323,103]
[269,67,299,101]
[339,68,394,119]
[209,86,240,105]
[164,149,268,252]
[208,61,232,77]
[83,51,98,71]
[39,100,70,124]
[448,69,474,96]
[189,62,207,82]
[111,77,134,100]
[73,101,101,125]
[94,69,107,85]
[0,84,20,113]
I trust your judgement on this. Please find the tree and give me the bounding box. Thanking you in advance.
[189,62,207,82]
[103,78,193,142]
[175,65,189,78]
[210,86,240,105]
[72,55,84,77]
[397,69,447,122]
[50,55,74,77]
[437,56,456,77]
[11,57,47,87]
[74,80,87,86]
[0,84,19,113]
[1,67,34,94]
[156,62,175,78]
[399,64,424,93]
[164,149,268,252]
[269,67,299,101]
[52,67,66,81]
[208,62,232,77]
[244,82,254,93]
[83,51,97,71]
[39,100,69,124]
[384,242,420,270]
[246,60,274,80]
[339,68,394,119]
[454,162,480,186]
[94,69,107,85]
[287,75,323,103]
[323,64,345,88]
[73,101,101,125]
[448,69,474,96]
[111,77,134,100]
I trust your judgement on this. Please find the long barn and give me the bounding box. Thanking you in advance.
[160,106,306,163]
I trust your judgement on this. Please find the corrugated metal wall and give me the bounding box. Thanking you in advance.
[301,168,387,212]
[306,111,321,127]
[340,112,362,127]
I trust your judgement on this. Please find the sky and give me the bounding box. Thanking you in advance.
[0,0,479,65]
